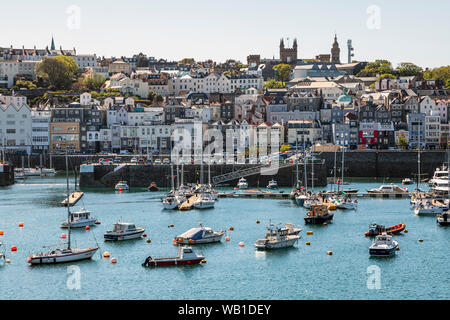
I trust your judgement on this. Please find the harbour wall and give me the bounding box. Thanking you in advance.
[79,163,328,189]
[0,164,14,186]
[321,150,447,179]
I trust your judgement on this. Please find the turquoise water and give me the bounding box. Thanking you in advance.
[0,176,449,300]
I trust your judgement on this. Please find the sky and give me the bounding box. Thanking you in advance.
[2,0,449,69]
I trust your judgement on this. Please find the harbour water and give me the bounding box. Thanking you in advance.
[0,176,449,300]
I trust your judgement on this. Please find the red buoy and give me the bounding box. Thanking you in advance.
[19,222,24,227]
[85,226,90,231]
[11,246,17,252]
[61,233,67,239]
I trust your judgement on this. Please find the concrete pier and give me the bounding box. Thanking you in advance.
[79,163,328,189]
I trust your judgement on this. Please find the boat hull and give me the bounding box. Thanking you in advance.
[177,235,224,244]
[61,219,97,228]
[369,246,397,257]
[304,214,334,224]
[255,238,298,250]
[104,230,145,241]
[193,201,215,209]
[28,248,98,265]
[144,258,203,267]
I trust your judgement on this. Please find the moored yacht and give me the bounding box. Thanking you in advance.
[61,208,98,228]
[367,184,409,194]
[266,179,278,190]
[237,177,248,190]
[115,181,129,191]
[193,192,215,209]
[104,222,145,241]
[437,213,450,226]
[175,223,225,244]
[254,223,300,250]
[369,233,398,257]
[304,204,334,224]
[142,246,205,267]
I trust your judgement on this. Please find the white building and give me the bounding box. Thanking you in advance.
[31,109,51,152]
[0,102,32,153]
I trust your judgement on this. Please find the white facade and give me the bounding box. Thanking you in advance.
[31,109,50,151]
[0,103,32,152]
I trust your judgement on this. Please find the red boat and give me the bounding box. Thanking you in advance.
[365,223,406,236]
[142,246,204,267]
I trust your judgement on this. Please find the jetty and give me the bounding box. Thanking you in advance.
[61,192,84,207]
[178,194,200,211]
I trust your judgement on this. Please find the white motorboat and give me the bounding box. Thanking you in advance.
[255,223,300,250]
[303,195,320,209]
[104,222,145,241]
[295,193,308,207]
[237,177,248,190]
[193,192,215,209]
[430,178,450,194]
[28,154,99,265]
[414,200,445,216]
[0,242,5,262]
[175,223,225,244]
[369,233,398,257]
[41,168,56,176]
[429,165,448,186]
[115,181,129,191]
[162,191,186,210]
[61,208,98,228]
[267,179,278,190]
[284,223,302,236]
[367,184,409,194]
[330,195,358,210]
[402,178,414,185]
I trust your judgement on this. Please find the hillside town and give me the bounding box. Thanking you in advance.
[1,35,449,157]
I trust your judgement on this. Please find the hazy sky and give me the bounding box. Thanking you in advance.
[2,0,449,68]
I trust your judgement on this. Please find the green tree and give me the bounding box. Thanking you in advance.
[273,64,292,83]
[357,59,394,77]
[264,79,285,89]
[134,53,149,68]
[147,91,156,101]
[179,58,195,65]
[80,73,105,91]
[54,55,78,74]
[446,79,450,89]
[424,66,450,83]
[396,62,423,77]
[35,58,74,89]
[396,135,409,150]
[13,80,37,90]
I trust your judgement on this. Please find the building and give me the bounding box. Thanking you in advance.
[31,109,51,153]
[0,101,32,153]
[331,34,341,64]
[407,113,426,149]
[286,120,323,148]
[49,122,80,153]
[280,38,298,64]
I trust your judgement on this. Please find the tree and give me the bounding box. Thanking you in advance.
[396,62,423,77]
[35,57,74,89]
[134,53,149,68]
[376,74,396,82]
[13,80,37,90]
[147,91,156,102]
[54,55,78,74]
[264,79,285,89]
[273,64,292,83]
[357,59,394,77]
[446,79,450,89]
[80,73,105,91]
[424,66,450,83]
[396,135,409,150]
[179,58,195,65]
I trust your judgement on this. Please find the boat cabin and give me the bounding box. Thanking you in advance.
[112,223,136,232]
[70,210,90,221]
[307,205,329,217]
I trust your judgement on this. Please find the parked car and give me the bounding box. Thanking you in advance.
[98,158,105,164]
[145,158,152,164]
[113,157,121,164]
[154,159,162,165]
[138,158,145,164]
[162,158,170,164]
[130,157,138,163]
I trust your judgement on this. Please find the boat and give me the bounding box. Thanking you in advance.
[414,201,445,216]
[365,223,406,237]
[115,181,129,191]
[367,184,409,194]
[402,178,414,185]
[284,223,302,236]
[329,195,358,210]
[175,223,225,244]
[266,179,278,190]
[104,222,145,241]
[430,178,450,194]
[304,204,334,224]
[369,233,398,257]
[41,168,56,176]
[142,246,205,267]
[237,177,248,190]
[148,182,159,192]
[437,213,450,226]
[162,191,186,210]
[61,208,98,228]
[193,192,215,209]
[27,154,99,265]
[295,193,308,206]
[429,165,448,187]
[254,223,300,250]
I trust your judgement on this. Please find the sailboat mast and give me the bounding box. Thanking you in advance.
[417,121,421,191]
[333,144,337,193]
[312,144,315,190]
[65,152,71,250]
[303,131,307,191]
[341,145,345,190]
[295,137,299,189]
[208,163,211,186]
[170,164,174,191]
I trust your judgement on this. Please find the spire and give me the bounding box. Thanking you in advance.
[280,38,284,49]
[293,38,298,48]
[51,35,55,51]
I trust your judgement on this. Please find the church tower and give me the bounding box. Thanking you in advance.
[50,35,55,51]
[331,34,340,64]
[279,37,298,64]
